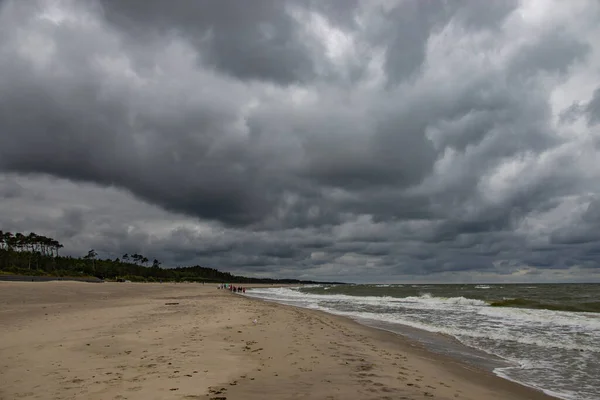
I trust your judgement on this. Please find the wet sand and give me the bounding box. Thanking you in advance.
[0,282,556,400]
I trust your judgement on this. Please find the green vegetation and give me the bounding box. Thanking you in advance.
[0,230,335,284]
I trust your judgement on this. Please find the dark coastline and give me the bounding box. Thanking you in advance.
[0,274,104,283]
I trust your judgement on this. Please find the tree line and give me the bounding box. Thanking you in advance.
[0,230,337,284]
[1,231,63,256]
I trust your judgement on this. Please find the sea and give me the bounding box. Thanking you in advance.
[245,283,600,400]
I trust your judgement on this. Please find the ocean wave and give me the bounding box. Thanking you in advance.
[490,298,600,313]
[415,293,488,306]
[250,287,489,307]
[250,288,600,318]
[298,285,600,314]
[247,287,600,333]
[309,308,600,353]
[246,286,600,400]
[494,363,583,400]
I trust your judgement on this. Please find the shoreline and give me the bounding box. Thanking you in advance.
[241,292,560,400]
[312,312,561,399]
[1,281,557,400]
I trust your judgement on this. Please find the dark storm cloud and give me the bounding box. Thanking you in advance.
[549,198,600,245]
[509,28,590,78]
[98,0,318,84]
[0,8,276,225]
[375,0,520,85]
[1,0,600,282]
[378,0,447,83]
[587,87,600,125]
[298,107,438,190]
[58,208,86,239]
[452,0,519,30]
[561,86,600,127]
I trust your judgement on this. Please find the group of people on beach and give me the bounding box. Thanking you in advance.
[218,283,245,293]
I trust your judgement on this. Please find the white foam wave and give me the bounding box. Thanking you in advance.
[417,293,488,306]
[246,288,600,352]
[494,365,581,400]
[308,308,599,353]
[248,288,488,308]
[246,286,600,400]
[479,306,600,331]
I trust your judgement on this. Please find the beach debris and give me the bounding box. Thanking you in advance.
[165,302,179,305]
[208,387,227,395]
[252,319,258,324]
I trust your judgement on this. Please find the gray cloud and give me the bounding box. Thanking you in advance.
[98,0,319,84]
[587,87,600,125]
[1,0,600,282]
[0,175,23,199]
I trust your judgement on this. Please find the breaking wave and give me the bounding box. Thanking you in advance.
[246,285,600,400]
[490,298,600,313]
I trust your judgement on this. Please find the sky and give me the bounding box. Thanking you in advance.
[1,0,600,283]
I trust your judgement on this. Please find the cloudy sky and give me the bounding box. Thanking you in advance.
[1,0,600,283]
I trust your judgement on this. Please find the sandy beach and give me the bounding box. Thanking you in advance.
[0,282,556,400]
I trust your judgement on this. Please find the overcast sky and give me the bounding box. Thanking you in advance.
[1,0,600,283]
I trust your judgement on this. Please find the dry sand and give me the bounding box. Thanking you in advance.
[0,281,556,400]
